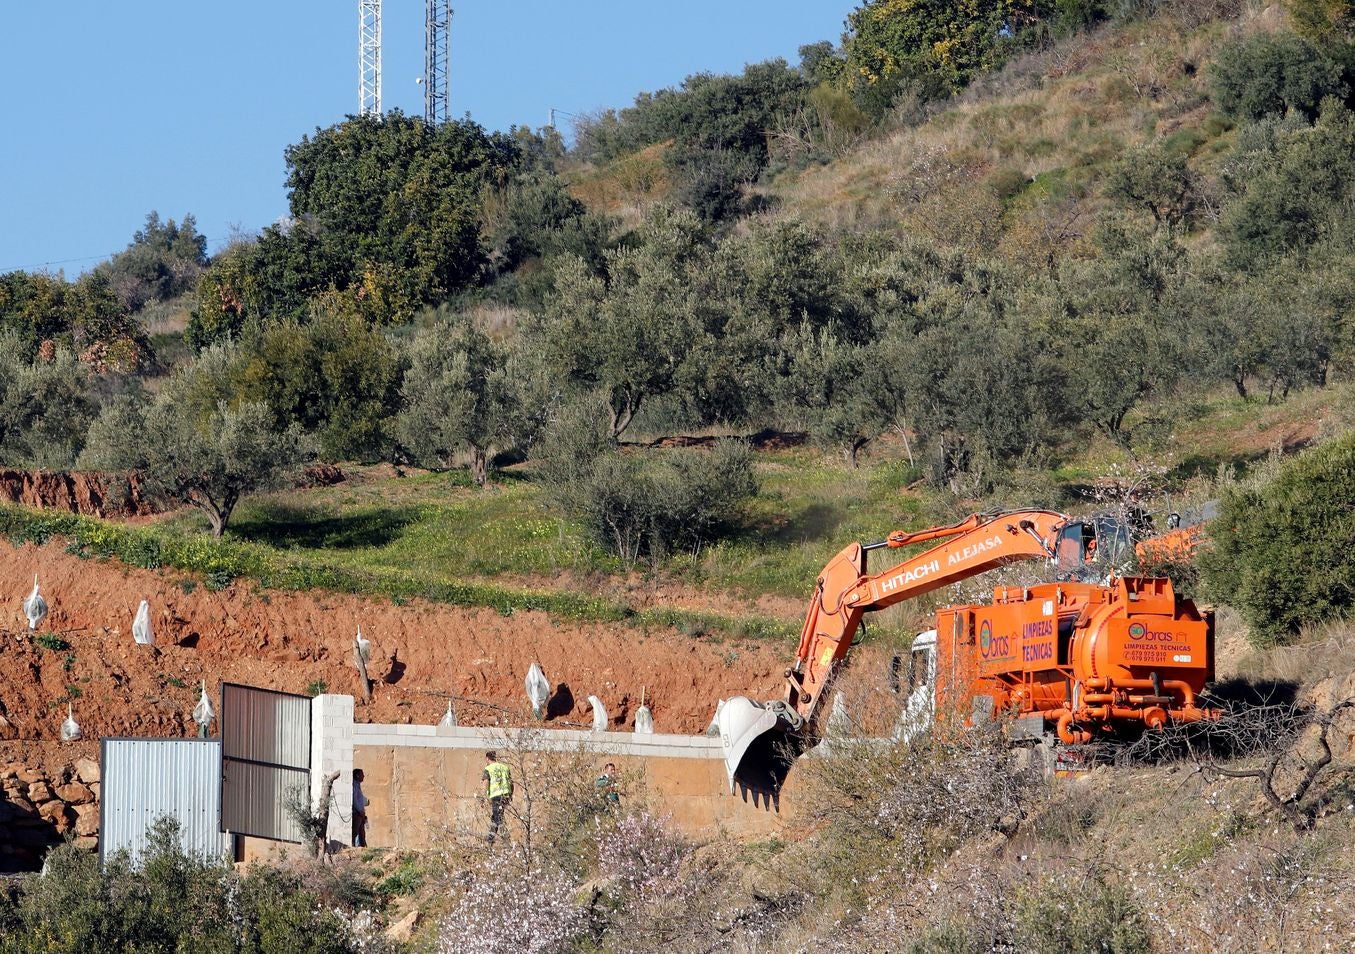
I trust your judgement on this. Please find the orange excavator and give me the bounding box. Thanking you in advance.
[717,509,1217,789]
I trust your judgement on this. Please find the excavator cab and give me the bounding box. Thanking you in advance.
[1052,513,1140,581]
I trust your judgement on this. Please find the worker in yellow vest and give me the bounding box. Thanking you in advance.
[482,751,513,844]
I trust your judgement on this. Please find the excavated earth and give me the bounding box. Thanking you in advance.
[0,470,157,517]
[0,540,791,743]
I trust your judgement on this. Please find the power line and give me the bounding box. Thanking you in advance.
[0,235,239,276]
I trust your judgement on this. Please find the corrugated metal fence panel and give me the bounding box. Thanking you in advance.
[100,739,225,865]
[220,760,309,843]
[220,683,312,842]
[221,683,311,769]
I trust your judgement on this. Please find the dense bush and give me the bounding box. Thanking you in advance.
[95,211,208,312]
[188,113,518,348]
[0,819,359,953]
[1217,103,1355,268]
[0,269,148,366]
[538,405,757,564]
[842,0,1052,113]
[575,60,809,220]
[1199,434,1355,645]
[1210,30,1347,122]
[0,337,97,469]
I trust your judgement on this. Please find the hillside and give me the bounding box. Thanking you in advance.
[2,1,1354,951]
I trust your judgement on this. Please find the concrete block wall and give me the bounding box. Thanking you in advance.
[309,697,798,851]
[310,694,354,847]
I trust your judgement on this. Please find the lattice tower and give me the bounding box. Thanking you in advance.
[359,0,382,116]
[425,1,452,124]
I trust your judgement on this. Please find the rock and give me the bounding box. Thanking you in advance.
[73,803,99,837]
[38,799,71,831]
[74,758,100,785]
[90,782,100,800]
[384,910,420,944]
[56,782,94,805]
[17,767,44,785]
[5,795,36,815]
[72,835,99,852]
[27,781,53,803]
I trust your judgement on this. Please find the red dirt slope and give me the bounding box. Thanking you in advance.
[0,541,787,741]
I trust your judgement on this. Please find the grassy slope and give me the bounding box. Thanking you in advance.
[761,12,1237,255]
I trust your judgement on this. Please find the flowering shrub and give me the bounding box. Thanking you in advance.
[596,812,690,908]
[437,851,586,954]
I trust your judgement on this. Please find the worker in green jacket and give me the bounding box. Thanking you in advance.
[482,751,513,844]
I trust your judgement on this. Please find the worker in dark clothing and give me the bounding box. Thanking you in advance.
[351,768,368,848]
[482,751,513,844]
[596,762,621,808]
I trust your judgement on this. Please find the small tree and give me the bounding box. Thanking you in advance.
[81,356,312,537]
[0,339,97,469]
[1105,143,1195,226]
[542,208,709,440]
[538,406,756,565]
[394,319,515,486]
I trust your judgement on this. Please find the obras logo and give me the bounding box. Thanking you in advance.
[1128,622,1147,640]
[979,620,1011,659]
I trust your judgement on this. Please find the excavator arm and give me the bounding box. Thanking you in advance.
[717,510,1070,788]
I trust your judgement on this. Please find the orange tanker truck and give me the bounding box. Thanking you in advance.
[718,509,1217,789]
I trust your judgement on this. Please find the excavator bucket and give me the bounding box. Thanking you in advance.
[717,697,778,787]
[716,696,803,794]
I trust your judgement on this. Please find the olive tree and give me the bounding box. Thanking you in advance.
[81,350,312,537]
[394,319,517,486]
[0,337,97,469]
[542,208,709,440]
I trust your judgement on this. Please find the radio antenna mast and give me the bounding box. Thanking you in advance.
[359,0,382,116]
[425,1,452,124]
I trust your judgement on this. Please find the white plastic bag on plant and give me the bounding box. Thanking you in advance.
[439,699,457,727]
[192,680,215,729]
[525,662,550,718]
[132,599,154,645]
[60,703,82,742]
[588,695,608,732]
[706,699,726,737]
[827,691,851,738]
[634,705,654,735]
[23,575,48,631]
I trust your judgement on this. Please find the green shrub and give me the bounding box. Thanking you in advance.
[1210,30,1347,122]
[542,436,758,566]
[35,634,69,652]
[374,859,423,897]
[1012,872,1151,954]
[1217,104,1355,267]
[0,817,357,953]
[1199,434,1355,645]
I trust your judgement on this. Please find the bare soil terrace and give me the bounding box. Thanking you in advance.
[0,540,789,742]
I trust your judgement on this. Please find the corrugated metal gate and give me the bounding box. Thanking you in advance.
[100,738,225,863]
[220,682,311,842]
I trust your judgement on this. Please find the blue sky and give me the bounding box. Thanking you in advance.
[1,1,856,276]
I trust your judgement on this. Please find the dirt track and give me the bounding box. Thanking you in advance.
[0,541,789,741]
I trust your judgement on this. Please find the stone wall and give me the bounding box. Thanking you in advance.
[0,757,100,871]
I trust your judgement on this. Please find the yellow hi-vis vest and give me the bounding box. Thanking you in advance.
[486,761,512,798]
